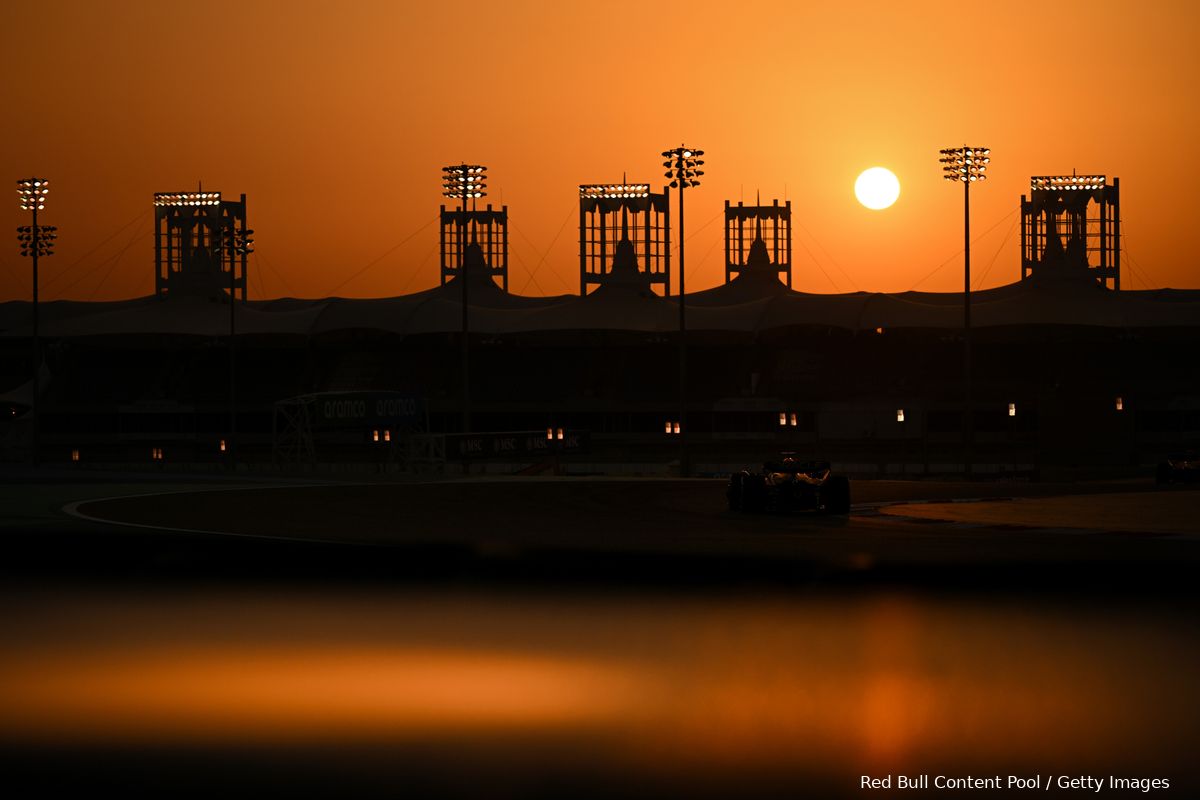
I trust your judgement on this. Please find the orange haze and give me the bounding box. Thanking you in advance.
[2,0,1198,301]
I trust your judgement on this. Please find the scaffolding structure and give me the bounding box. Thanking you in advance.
[1021,175,1120,289]
[579,182,671,295]
[725,198,791,286]
[154,189,249,301]
[440,204,508,290]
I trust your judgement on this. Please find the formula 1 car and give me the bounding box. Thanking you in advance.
[727,456,851,514]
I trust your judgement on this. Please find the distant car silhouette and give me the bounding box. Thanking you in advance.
[727,455,850,515]
[1156,450,1199,485]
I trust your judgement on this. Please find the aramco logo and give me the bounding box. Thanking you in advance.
[319,395,419,421]
[322,399,367,420]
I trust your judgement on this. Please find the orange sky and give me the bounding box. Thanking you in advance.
[2,0,1197,301]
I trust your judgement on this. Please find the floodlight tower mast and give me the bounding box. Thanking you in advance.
[16,178,56,468]
[662,145,704,478]
[939,145,991,479]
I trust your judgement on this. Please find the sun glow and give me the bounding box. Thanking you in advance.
[855,167,901,210]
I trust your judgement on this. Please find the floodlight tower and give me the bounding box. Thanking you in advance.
[1021,174,1119,289]
[153,189,249,301]
[662,145,704,478]
[16,178,55,467]
[725,196,791,286]
[578,182,671,294]
[442,164,487,435]
[939,145,991,478]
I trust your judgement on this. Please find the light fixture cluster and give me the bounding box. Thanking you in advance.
[17,225,57,257]
[939,146,990,183]
[230,227,255,256]
[580,183,650,199]
[1030,175,1105,191]
[442,164,487,200]
[154,192,222,207]
[17,178,49,211]
[662,146,704,189]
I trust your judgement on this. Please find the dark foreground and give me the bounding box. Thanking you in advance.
[2,474,1197,798]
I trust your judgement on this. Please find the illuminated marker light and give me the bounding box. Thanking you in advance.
[665,421,673,434]
[71,449,80,462]
[219,439,227,452]
[579,183,652,200]
[1008,403,1016,417]
[383,429,391,443]
[151,447,164,461]
[779,412,787,427]
[372,429,380,443]
[556,428,564,441]
[789,413,797,427]
[896,409,905,423]
[875,327,884,335]
[1115,396,1124,412]
[546,427,554,441]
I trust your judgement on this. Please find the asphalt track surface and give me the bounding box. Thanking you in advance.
[3,474,1199,798]
[62,477,1200,580]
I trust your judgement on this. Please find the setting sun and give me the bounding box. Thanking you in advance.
[854,167,901,210]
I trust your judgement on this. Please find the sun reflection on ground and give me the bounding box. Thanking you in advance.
[1,590,1194,785]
